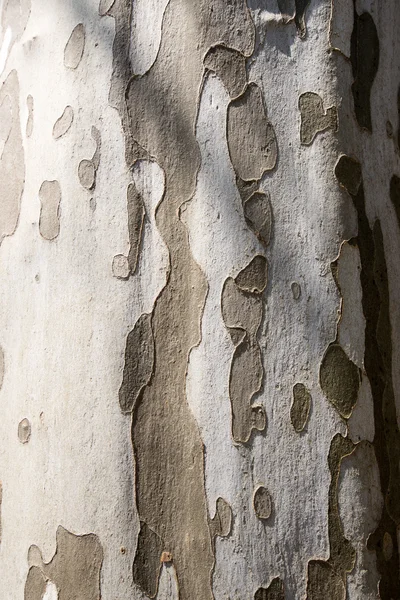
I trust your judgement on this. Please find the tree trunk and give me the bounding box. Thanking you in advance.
[0,1,399,599]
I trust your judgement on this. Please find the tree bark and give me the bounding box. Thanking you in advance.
[0,1,399,599]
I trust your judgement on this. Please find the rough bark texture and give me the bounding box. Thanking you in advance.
[0,1,399,599]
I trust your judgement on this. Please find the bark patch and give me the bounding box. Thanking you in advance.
[244,192,273,248]
[350,10,379,132]
[306,434,355,598]
[255,577,284,600]
[26,95,34,138]
[253,486,272,520]
[18,418,31,444]
[290,383,311,432]
[126,181,145,274]
[204,45,247,99]
[227,83,277,181]
[25,526,103,600]
[222,257,267,443]
[299,92,338,145]
[39,180,61,241]
[119,313,154,414]
[53,106,74,139]
[78,126,101,191]
[0,70,25,243]
[306,560,345,600]
[64,23,86,70]
[320,343,360,419]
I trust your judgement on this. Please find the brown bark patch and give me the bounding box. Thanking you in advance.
[320,343,360,419]
[222,257,267,443]
[25,527,103,600]
[204,45,247,99]
[253,486,272,520]
[227,83,277,181]
[255,577,284,600]
[126,181,145,274]
[244,192,273,248]
[119,313,154,414]
[299,92,338,145]
[290,383,311,432]
[306,560,345,600]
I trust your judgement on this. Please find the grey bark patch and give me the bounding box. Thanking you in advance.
[26,95,33,138]
[253,486,272,520]
[210,497,233,538]
[290,383,311,432]
[227,83,277,181]
[133,522,163,598]
[0,70,25,244]
[119,313,154,414]
[291,281,301,300]
[350,10,379,132]
[98,0,116,16]
[39,180,61,241]
[52,105,74,139]
[112,254,130,279]
[91,126,101,170]
[244,192,272,247]
[64,23,85,70]
[127,181,145,274]
[18,418,31,444]
[320,343,360,419]
[78,159,96,189]
[306,560,345,600]
[24,527,103,600]
[204,45,247,99]
[255,577,284,600]
[299,92,338,145]
[78,126,101,191]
